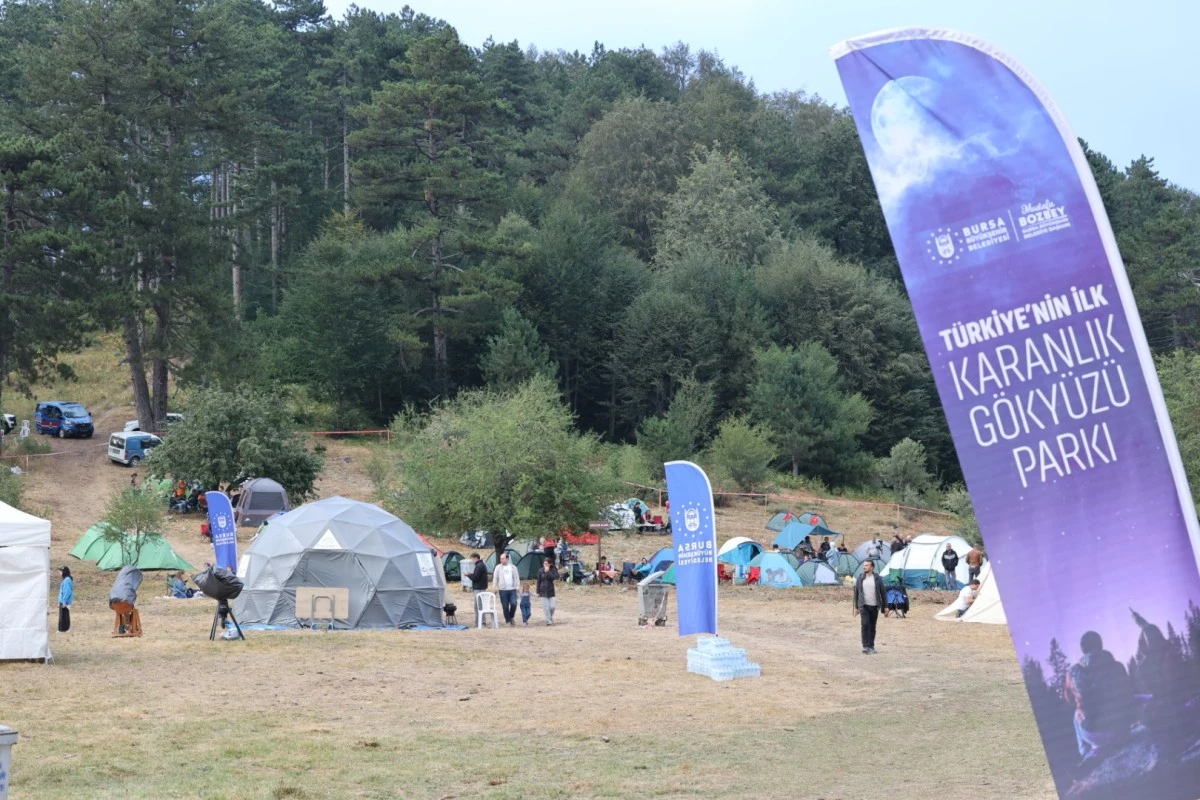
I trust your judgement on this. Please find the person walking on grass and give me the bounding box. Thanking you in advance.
[57,566,74,633]
[536,558,559,626]
[853,558,885,654]
[493,552,521,626]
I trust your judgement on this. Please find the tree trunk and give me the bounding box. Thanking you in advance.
[341,70,350,216]
[150,295,170,427]
[230,162,242,318]
[123,312,154,431]
[791,455,799,476]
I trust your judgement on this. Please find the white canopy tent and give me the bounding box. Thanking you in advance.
[0,500,51,660]
[935,562,1006,624]
[880,532,972,589]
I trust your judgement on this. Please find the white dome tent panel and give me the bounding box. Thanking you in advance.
[0,500,51,661]
[232,496,445,629]
[880,533,972,589]
[936,562,1006,624]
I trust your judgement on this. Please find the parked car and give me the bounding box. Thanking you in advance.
[123,412,184,432]
[107,431,162,467]
[35,401,94,438]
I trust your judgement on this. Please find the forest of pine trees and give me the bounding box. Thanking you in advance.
[3,0,1200,493]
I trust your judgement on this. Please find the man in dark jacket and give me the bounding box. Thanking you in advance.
[853,559,886,654]
[941,545,960,590]
[468,553,489,626]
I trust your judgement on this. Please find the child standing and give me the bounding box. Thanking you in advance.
[519,583,532,627]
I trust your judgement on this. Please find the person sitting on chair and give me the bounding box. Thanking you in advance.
[595,557,617,584]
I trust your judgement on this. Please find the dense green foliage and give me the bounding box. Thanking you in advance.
[705,415,775,493]
[2,1,1199,506]
[382,376,614,543]
[147,387,324,501]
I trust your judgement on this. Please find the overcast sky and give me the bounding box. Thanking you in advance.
[323,0,1197,192]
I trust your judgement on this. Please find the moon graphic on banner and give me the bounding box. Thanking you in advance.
[869,76,961,205]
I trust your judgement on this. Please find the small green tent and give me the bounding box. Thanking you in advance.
[516,552,543,580]
[69,523,123,561]
[95,535,193,571]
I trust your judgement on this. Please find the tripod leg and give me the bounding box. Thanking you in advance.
[210,609,220,641]
[227,610,245,641]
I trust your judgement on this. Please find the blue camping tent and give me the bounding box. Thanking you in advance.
[634,546,676,577]
[795,560,839,586]
[748,552,805,587]
[717,537,763,566]
[773,522,841,551]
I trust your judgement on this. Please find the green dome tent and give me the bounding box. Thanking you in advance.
[69,523,122,561]
[95,535,193,571]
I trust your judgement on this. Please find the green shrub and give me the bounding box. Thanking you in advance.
[0,468,23,509]
[705,415,775,493]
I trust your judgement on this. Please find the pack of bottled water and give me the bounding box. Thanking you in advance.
[687,636,761,681]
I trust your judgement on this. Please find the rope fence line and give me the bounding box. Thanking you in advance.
[620,480,957,521]
[0,441,109,469]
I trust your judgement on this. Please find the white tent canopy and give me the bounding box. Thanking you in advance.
[0,500,51,660]
[717,536,759,556]
[936,562,1006,624]
[880,533,971,588]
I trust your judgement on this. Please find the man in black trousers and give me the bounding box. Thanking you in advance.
[853,558,886,654]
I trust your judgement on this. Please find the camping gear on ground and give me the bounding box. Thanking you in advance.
[687,636,761,681]
[637,571,671,626]
[194,565,246,641]
[0,501,51,661]
[885,582,910,617]
[94,534,193,571]
[460,530,495,549]
[880,533,972,589]
[234,496,445,629]
[109,565,143,637]
[234,478,290,527]
[935,562,1006,624]
[442,602,457,625]
[567,562,593,584]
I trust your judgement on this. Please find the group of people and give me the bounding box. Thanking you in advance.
[466,552,560,627]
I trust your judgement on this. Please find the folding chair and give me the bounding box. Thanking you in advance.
[619,562,637,584]
[475,592,499,628]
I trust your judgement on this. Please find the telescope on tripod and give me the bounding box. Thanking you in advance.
[193,565,245,641]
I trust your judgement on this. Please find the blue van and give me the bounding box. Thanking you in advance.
[35,401,94,438]
[107,432,162,466]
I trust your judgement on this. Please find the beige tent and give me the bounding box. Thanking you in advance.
[935,562,1006,624]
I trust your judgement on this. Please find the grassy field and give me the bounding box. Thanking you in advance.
[0,349,1056,799]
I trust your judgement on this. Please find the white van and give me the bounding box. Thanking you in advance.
[107,431,162,467]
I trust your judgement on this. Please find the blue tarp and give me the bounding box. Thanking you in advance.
[772,521,841,550]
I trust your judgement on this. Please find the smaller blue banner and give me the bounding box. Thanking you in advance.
[664,461,718,636]
[205,491,238,573]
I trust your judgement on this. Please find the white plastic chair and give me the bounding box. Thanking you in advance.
[475,592,499,628]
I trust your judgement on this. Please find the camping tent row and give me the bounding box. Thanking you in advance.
[660,550,840,588]
[235,496,445,630]
[70,523,193,571]
[442,549,545,582]
[0,500,51,661]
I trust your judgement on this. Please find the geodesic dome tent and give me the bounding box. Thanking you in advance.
[234,496,445,629]
[234,477,291,527]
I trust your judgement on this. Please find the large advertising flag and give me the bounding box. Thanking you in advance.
[205,491,238,573]
[664,461,718,636]
[833,29,1200,798]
